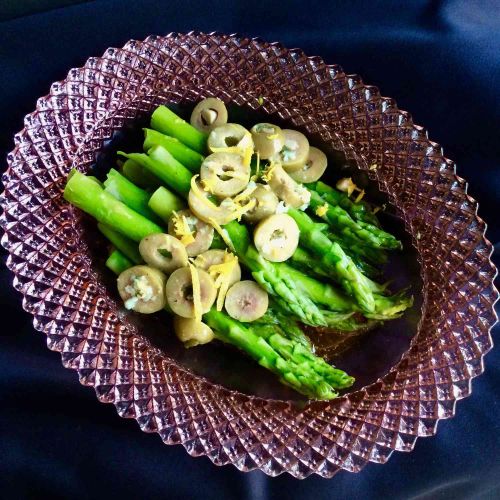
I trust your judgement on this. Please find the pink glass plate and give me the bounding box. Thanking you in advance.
[1,32,498,478]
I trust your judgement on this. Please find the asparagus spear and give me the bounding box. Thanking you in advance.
[147,186,185,222]
[252,305,312,348]
[63,170,163,242]
[121,158,162,190]
[106,249,133,274]
[287,208,377,312]
[97,223,143,264]
[104,168,159,221]
[143,128,204,172]
[224,222,328,326]
[150,105,207,154]
[327,230,388,267]
[119,146,192,197]
[308,190,401,250]
[308,180,379,226]
[204,309,352,399]
[290,247,330,279]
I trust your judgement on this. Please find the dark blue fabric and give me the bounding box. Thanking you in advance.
[1,1,499,498]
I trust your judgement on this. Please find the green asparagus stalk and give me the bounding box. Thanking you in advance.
[327,231,388,267]
[248,323,355,389]
[290,247,330,279]
[308,180,379,226]
[308,190,401,250]
[143,128,205,172]
[64,169,163,242]
[104,168,159,221]
[106,249,133,274]
[204,309,351,399]
[287,208,377,312]
[252,305,312,348]
[119,146,192,197]
[223,222,329,326]
[147,186,185,222]
[121,158,162,190]
[150,105,207,154]
[97,223,143,264]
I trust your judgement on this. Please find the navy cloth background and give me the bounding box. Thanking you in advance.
[1,1,499,498]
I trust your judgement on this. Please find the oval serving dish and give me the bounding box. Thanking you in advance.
[1,32,497,478]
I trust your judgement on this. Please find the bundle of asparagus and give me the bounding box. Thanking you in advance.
[64,100,412,400]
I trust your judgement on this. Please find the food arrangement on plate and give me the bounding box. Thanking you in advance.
[64,98,413,400]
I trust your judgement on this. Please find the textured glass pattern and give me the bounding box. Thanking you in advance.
[1,33,498,478]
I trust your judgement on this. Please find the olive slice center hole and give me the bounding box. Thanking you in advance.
[182,284,194,302]
[224,136,240,147]
[271,229,285,241]
[158,248,172,259]
[219,165,235,181]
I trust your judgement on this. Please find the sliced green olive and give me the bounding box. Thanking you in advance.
[243,184,278,223]
[288,147,328,183]
[279,129,310,171]
[188,178,236,225]
[224,280,269,322]
[200,152,250,197]
[139,233,189,274]
[190,97,228,133]
[168,209,214,257]
[166,267,217,318]
[250,123,285,159]
[254,213,300,262]
[207,123,253,153]
[117,265,166,313]
[194,249,241,286]
[266,163,311,208]
[173,316,215,347]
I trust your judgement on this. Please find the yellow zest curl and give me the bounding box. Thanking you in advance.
[171,211,195,246]
[208,218,235,252]
[262,160,278,183]
[354,190,365,203]
[208,252,239,311]
[189,263,202,323]
[315,203,329,217]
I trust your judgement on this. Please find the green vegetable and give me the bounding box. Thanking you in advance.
[308,180,379,226]
[287,208,377,313]
[327,230,388,268]
[121,158,162,190]
[251,305,312,348]
[147,186,185,222]
[151,105,207,154]
[119,145,192,197]
[143,128,205,172]
[223,222,327,326]
[63,169,163,242]
[104,168,158,221]
[98,223,143,264]
[105,249,133,275]
[308,190,401,250]
[204,309,353,399]
[290,247,330,279]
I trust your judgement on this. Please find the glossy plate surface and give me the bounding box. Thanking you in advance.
[1,33,497,478]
